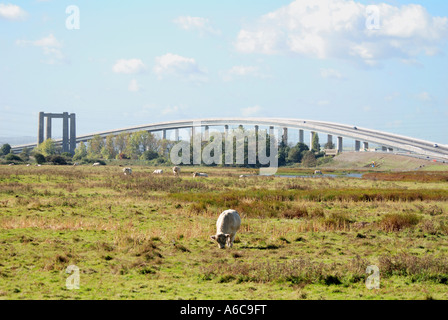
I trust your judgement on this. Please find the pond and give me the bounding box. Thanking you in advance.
[272,173,364,179]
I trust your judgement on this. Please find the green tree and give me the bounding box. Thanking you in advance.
[278,141,290,167]
[125,132,142,159]
[311,132,320,153]
[287,142,309,163]
[141,150,159,161]
[115,132,129,155]
[73,141,87,160]
[5,153,22,162]
[324,141,335,149]
[36,139,57,156]
[301,150,317,167]
[33,152,46,164]
[20,147,31,161]
[87,135,104,159]
[101,135,117,160]
[1,143,11,156]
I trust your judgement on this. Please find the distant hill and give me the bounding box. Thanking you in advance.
[0,137,36,146]
[321,152,448,171]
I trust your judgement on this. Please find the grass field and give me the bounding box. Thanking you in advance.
[1,164,448,300]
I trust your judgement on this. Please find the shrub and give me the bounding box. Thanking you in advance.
[45,155,68,165]
[33,152,46,164]
[5,153,22,162]
[379,213,421,232]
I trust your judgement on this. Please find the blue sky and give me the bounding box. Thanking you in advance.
[0,0,447,144]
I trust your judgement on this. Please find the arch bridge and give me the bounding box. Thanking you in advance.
[11,117,448,161]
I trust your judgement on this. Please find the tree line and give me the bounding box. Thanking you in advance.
[0,130,335,167]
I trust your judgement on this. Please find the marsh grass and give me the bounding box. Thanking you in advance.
[1,165,448,299]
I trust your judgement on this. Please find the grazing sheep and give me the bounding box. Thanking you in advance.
[123,167,132,175]
[193,172,208,177]
[92,162,101,166]
[153,169,163,174]
[314,170,323,175]
[172,166,181,176]
[210,209,241,249]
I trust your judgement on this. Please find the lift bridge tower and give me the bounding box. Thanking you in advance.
[37,112,76,154]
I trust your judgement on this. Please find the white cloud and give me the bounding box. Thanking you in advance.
[320,68,344,79]
[241,105,262,117]
[173,16,220,36]
[0,3,27,20]
[16,34,61,48]
[128,79,141,92]
[113,59,146,74]
[153,53,207,82]
[316,100,330,106]
[223,65,268,81]
[416,92,433,102]
[234,0,448,65]
[16,34,67,64]
[384,92,400,101]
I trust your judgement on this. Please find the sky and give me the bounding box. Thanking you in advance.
[0,0,447,144]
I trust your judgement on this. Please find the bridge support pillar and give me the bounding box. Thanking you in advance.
[38,112,45,145]
[337,136,343,153]
[174,128,179,141]
[224,125,229,138]
[69,113,76,154]
[299,129,304,144]
[282,127,288,146]
[327,134,333,148]
[355,140,361,152]
[363,142,369,151]
[310,131,315,149]
[204,125,209,141]
[382,146,387,152]
[269,126,274,141]
[62,112,69,153]
[46,117,52,140]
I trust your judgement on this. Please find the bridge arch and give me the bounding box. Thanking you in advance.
[11,117,448,161]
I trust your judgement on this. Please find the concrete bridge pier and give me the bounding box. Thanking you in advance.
[204,125,209,141]
[327,134,333,148]
[299,129,304,144]
[310,131,315,149]
[337,136,343,153]
[38,112,45,145]
[355,140,361,152]
[363,142,369,150]
[62,112,69,153]
[282,127,288,145]
[46,117,52,140]
[174,128,179,141]
[69,113,76,154]
[38,112,76,154]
